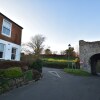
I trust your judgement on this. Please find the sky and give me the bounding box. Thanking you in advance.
[0,0,100,53]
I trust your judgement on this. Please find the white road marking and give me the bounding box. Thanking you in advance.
[48,71,61,78]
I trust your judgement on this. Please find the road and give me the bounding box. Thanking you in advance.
[0,67,100,100]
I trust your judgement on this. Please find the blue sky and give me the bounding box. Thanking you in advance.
[0,0,100,53]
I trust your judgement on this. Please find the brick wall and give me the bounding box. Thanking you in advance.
[0,14,22,45]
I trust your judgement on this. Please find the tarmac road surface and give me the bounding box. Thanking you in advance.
[0,67,100,100]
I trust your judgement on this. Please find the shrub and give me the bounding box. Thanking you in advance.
[31,58,43,73]
[0,67,23,79]
[0,69,5,77]
[32,69,42,81]
[0,83,9,94]
[0,61,29,71]
[24,70,33,81]
[23,69,42,82]
[0,67,23,94]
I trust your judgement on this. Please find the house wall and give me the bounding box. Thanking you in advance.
[0,39,21,61]
[0,15,22,45]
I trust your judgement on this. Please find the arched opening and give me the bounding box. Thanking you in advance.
[90,53,100,75]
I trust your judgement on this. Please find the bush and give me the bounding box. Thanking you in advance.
[0,69,5,77]
[0,61,29,71]
[0,83,9,94]
[30,59,43,73]
[0,67,23,79]
[5,67,23,78]
[0,67,23,94]
[32,69,42,81]
[24,70,33,81]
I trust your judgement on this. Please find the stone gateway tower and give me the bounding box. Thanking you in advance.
[79,40,100,75]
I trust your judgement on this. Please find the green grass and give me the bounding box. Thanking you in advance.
[64,68,91,76]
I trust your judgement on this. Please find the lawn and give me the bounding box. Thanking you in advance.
[64,68,91,76]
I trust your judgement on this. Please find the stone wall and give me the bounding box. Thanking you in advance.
[79,40,100,73]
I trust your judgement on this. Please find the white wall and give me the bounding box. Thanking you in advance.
[0,39,21,61]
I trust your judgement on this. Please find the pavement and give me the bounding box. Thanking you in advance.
[0,67,100,100]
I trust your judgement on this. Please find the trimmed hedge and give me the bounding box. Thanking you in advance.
[43,62,67,69]
[0,61,29,71]
[42,58,80,69]
[41,54,67,59]
[43,61,73,69]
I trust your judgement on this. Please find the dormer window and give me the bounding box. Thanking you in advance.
[2,19,12,37]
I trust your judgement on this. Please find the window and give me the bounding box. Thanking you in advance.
[0,43,4,58]
[11,48,17,60]
[2,19,12,37]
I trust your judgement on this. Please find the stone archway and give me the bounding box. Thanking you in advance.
[90,53,100,75]
[79,40,100,74]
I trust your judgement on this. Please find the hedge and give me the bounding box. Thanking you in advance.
[0,61,29,71]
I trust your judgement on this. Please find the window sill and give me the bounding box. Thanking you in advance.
[0,58,5,61]
[1,32,11,38]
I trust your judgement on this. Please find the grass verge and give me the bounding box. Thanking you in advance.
[64,68,91,76]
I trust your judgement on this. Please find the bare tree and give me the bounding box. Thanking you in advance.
[23,34,45,57]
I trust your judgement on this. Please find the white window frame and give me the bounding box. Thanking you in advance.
[2,19,12,37]
[0,43,5,59]
[11,47,17,60]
